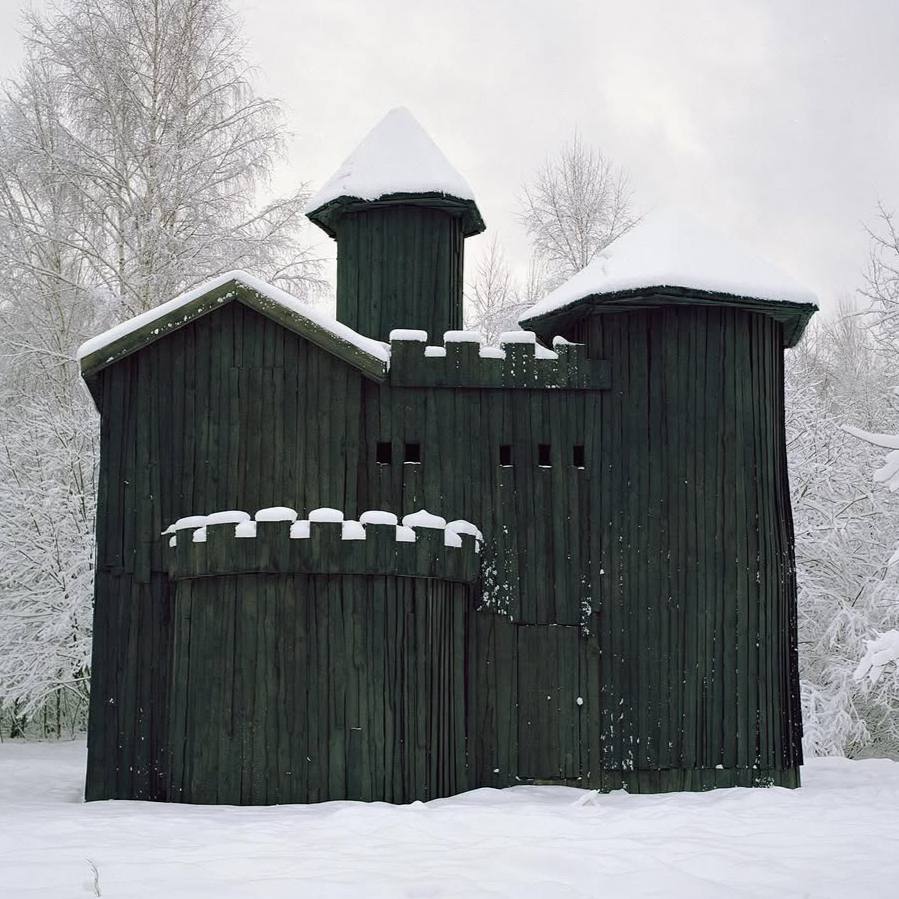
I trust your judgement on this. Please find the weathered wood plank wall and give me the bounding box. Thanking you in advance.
[167,574,469,804]
[335,206,464,341]
[85,298,802,802]
[569,306,802,787]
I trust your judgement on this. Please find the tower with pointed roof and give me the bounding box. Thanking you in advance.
[306,107,485,341]
[79,110,816,805]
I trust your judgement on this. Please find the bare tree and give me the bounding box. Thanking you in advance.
[464,236,525,344]
[0,0,321,735]
[862,202,899,354]
[14,0,322,317]
[0,51,102,737]
[520,134,638,290]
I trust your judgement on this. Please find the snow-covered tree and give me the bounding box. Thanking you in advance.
[839,419,899,731]
[0,392,96,738]
[863,202,899,354]
[0,0,320,736]
[464,236,530,343]
[787,304,899,757]
[13,0,321,315]
[519,134,638,290]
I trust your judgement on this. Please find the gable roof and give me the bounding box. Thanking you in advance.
[77,271,390,383]
[305,107,484,237]
[518,209,818,347]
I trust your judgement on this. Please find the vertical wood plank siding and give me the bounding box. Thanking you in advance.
[335,206,464,341]
[565,306,802,787]
[85,299,802,802]
[167,574,469,804]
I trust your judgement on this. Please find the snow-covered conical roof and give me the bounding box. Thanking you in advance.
[519,208,818,328]
[305,107,483,236]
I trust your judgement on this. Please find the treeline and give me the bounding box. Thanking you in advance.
[0,0,320,739]
[0,0,897,757]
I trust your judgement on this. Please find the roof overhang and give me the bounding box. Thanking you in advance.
[78,272,389,402]
[520,286,818,349]
[307,191,485,239]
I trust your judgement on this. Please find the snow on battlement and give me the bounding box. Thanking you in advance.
[163,506,481,584]
[388,329,609,390]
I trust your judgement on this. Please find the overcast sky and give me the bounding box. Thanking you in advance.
[2,0,898,312]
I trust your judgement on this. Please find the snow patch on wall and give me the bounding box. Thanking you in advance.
[498,330,537,345]
[341,520,366,541]
[309,507,344,523]
[359,510,398,526]
[254,506,298,522]
[171,515,207,532]
[388,328,428,343]
[402,510,447,529]
[446,519,484,545]
[205,510,250,526]
[443,330,482,344]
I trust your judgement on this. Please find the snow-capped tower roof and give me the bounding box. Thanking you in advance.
[305,107,484,237]
[519,209,818,347]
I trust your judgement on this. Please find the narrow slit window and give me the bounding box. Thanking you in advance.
[376,441,392,465]
[538,443,552,467]
[404,442,421,464]
[499,444,513,467]
[573,444,586,469]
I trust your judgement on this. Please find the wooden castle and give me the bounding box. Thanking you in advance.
[79,108,817,803]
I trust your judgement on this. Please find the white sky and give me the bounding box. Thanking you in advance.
[3,0,899,312]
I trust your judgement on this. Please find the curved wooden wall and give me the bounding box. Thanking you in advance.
[570,306,802,786]
[335,205,464,341]
[167,573,470,804]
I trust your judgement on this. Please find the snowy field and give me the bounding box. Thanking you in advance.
[1,742,897,898]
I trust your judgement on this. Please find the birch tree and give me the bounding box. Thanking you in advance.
[463,237,523,343]
[15,0,321,316]
[863,202,899,354]
[0,0,320,736]
[520,134,638,290]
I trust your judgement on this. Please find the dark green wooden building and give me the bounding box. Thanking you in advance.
[79,108,817,804]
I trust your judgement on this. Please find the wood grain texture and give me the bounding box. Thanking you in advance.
[85,297,803,802]
[335,205,464,342]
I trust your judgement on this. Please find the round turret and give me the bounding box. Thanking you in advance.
[306,108,485,341]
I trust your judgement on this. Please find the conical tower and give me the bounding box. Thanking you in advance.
[306,108,485,341]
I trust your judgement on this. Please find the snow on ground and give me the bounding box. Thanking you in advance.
[1,741,897,898]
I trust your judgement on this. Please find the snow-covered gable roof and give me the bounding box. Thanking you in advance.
[305,108,484,237]
[519,209,818,346]
[77,271,390,383]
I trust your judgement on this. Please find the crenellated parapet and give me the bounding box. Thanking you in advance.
[163,506,481,584]
[387,329,610,390]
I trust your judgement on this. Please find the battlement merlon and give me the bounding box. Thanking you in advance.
[387,329,610,390]
[164,508,481,585]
